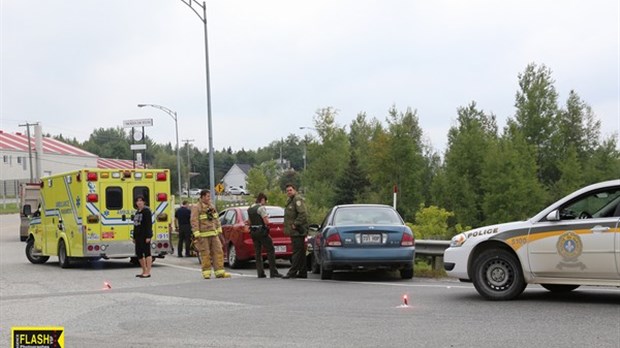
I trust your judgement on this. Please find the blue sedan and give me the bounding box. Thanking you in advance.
[310,204,415,280]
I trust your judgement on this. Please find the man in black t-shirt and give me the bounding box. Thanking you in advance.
[175,200,192,257]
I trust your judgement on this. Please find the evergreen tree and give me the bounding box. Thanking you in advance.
[440,102,497,227]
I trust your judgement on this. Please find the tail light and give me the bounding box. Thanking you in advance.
[326,233,342,247]
[156,193,167,201]
[401,233,414,246]
[86,172,98,181]
[156,172,167,181]
[123,171,132,178]
[87,193,99,202]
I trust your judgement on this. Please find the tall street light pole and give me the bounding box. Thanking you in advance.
[299,126,317,171]
[138,104,182,198]
[180,0,216,203]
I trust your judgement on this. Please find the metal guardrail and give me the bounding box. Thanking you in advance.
[415,239,451,270]
[415,239,450,256]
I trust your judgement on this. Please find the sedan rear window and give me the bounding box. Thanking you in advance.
[333,207,402,225]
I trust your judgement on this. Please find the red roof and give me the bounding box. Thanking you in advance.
[97,158,145,169]
[0,130,96,157]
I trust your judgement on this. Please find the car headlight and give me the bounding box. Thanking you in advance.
[450,233,468,247]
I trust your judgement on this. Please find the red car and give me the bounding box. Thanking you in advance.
[219,205,292,268]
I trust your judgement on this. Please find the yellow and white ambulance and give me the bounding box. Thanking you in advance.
[25,168,173,268]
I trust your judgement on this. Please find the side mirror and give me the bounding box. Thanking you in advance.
[308,224,320,233]
[546,210,560,221]
[23,204,32,217]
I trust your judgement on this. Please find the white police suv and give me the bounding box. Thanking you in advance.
[444,180,620,300]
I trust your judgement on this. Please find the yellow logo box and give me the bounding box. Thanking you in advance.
[11,327,64,348]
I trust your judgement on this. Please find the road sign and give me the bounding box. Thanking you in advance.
[215,183,224,194]
[123,118,153,128]
[130,144,147,151]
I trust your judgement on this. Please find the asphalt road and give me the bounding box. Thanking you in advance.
[1,214,619,348]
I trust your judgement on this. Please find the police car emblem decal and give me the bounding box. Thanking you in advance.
[556,231,585,270]
[556,231,582,261]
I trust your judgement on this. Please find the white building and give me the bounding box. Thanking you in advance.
[0,129,139,196]
[0,129,98,181]
[222,164,251,190]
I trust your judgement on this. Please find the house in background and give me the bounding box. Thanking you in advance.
[222,163,251,190]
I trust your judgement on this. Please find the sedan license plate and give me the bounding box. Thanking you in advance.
[275,245,287,253]
[362,234,381,244]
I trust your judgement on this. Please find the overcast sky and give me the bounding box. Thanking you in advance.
[1,0,619,156]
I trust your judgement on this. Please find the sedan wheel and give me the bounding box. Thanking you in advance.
[227,244,243,269]
[320,260,332,280]
[472,249,526,300]
[310,254,320,274]
[400,267,414,280]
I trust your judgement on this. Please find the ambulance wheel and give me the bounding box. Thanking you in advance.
[58,240,71,268]
[472,248,526,301]
[25,238,49,264]
[541,284,580,293]
[129,257,140,266]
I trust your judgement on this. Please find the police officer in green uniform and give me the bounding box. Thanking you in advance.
[283,184,308,279]
[247,193,283,278]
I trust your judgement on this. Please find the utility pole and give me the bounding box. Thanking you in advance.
[18,122,39,182]
[182,139,195,198]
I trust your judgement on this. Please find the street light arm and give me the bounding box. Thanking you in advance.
[138,103,177,121]
[179,0,206,23]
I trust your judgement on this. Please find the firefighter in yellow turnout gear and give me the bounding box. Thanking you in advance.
[191,190,230,279]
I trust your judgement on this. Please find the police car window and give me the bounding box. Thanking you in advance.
[106,187,123,210]
[133,187,150,208]
[561,188,620,220]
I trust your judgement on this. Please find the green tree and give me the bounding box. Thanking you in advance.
[439,102,498,227]
[368,106,426,220]
[303,107,349,208]
[83,127,132,159]
[481,128,547,224]
[509,63,559,185]
[552,146,583,200]
[411,204,454,240]
[333,148,369,205]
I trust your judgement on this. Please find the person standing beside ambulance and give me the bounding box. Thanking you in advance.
[191,189,230,279]
[133,196,153,278]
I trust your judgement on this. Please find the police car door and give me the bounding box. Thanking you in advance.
[528,186,620,280]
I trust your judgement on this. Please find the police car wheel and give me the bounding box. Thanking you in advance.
[25,238,49,264]
[472,248,526,301]
[540,284,580,293]
[58,241,71,269]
